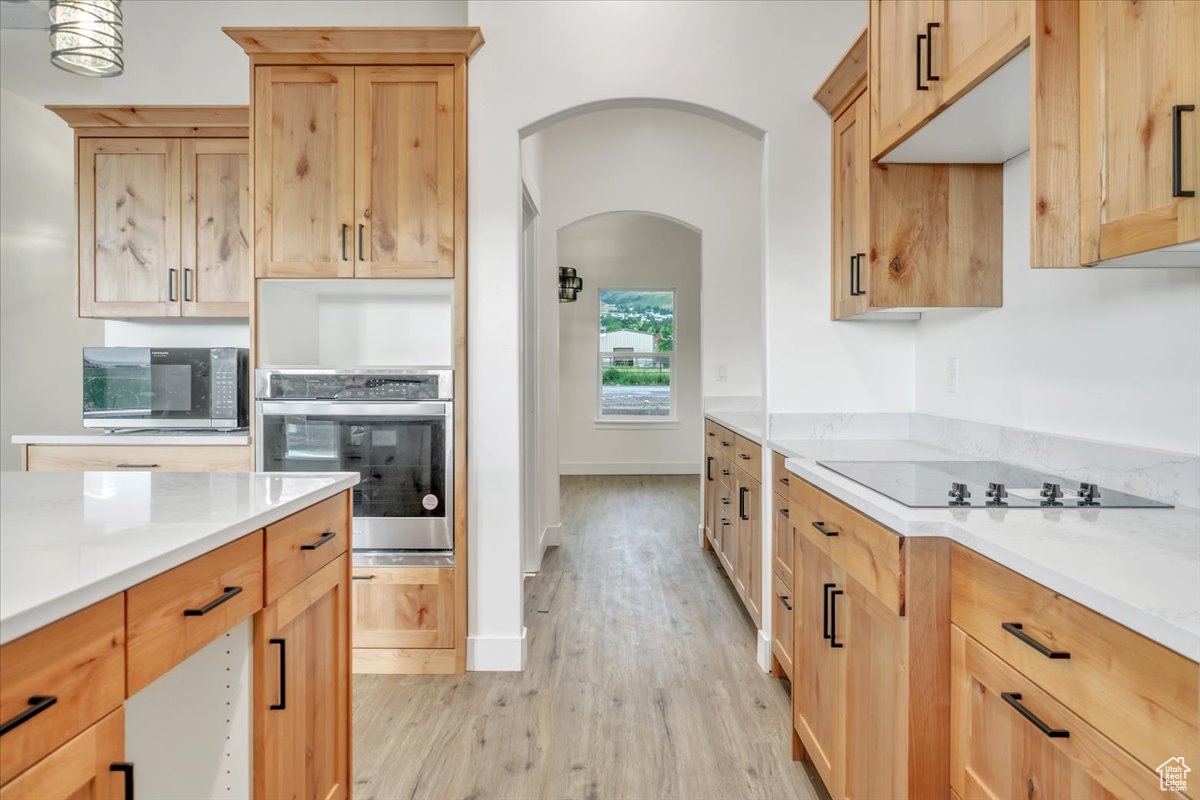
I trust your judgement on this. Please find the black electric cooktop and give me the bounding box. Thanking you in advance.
[816,460,1172,509]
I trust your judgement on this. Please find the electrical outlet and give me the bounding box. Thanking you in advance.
[946,357,959,394]
[717,364,728,382]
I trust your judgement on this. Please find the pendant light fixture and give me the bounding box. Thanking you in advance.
[49,0,124,78]
[559,266,583,303]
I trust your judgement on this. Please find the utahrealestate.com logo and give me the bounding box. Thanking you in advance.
[1158,757,1191,792]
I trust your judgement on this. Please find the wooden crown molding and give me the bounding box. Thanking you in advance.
[223,27,484,58]
[46,105,249,130]
[813,29,868,116]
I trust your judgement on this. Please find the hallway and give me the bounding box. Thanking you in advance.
[353,475,819,800]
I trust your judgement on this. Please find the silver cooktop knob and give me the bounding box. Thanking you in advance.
[1040,482,1064,507]
[948,482,971,506]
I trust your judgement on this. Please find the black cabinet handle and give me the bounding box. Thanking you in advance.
[0,695,57,736]
[167,268,178,302]
[739,487,750,520]
[1002,692,1069,738]
[720,440,731,447]
[739,453,751,461]
[721,519,730,528]
[849,255,857,297]
[300,531,336,551]
[352,574,375,581]
[854,252,866,296]
[183,586,242,617]
[1174,104,1195,198]
[822,583,835,640]
[925,22,940,82]
[707,431,715,437]
[110,762,134,800]
[829,589,844,648]
[269,638,287,710]
[357,223,365,260]
[780,508,790,518]
[780,595,792,611]
[779,476,789,486]
[706,456,714,481]
[721,498,730,506]
[341,223,349,260]
[1002,622,1070,659]
[721,468,731,477]
[183,268,193,301]
[116,463,159,469]
[812,520,838,537]
[916,32,928,91]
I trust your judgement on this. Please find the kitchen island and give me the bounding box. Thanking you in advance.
[0,470,358,800]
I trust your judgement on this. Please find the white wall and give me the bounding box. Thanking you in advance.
[557,213,702,473]
[468,0,904,669]
[915,153,1200,455]
[0,0,466,469]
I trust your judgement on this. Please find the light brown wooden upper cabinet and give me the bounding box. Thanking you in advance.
[51,106,251,318]
[254,64,456,279]
[1080,0,1199,263]
[870,0,1030,160]
[819,63,1003,320]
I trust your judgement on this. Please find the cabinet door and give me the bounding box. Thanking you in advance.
[354,66,456,278]
[703,452,716,547]
[832,91,871,320]
[719,470,736,572]
[78,138,180,317]
[1081,0,1199,262]
[950,626,1167,800]
[746,478,762,626]
[254,66,355,278]
[771,496,794,590]
[255,555,350,800]
[933,0,1030,103]
[870,0,941,159]
[734,474,752,603]
[0,708,125,800]
[181,139,250,317]
[771,572,794,680]
[352,566,453,649]
[793,537,843,798]
[842,577,904,800]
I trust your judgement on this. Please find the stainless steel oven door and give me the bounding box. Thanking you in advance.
[256,401,453,554]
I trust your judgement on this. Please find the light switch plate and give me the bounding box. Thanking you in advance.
[946,357,959,394]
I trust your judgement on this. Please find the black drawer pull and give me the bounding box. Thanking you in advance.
[925,22,941,82]
[779,476,789,486]
[829,589,844,648]
[1003,622,1070,659]
[110,762,134,800]
[780,508,790,518]
[812,521,838,537]
[358,223,365,260]
[116,463,159,469]
[706,456,714,481]
[1002,692,1068,738]
[916,32,928,91]
[300,531,336,551]
[0,695,57,736]
[183,586,243,617]
[721,519,730,527]
[780,595,792,612]
[341,223,349,260]
[269,638,287,710]
[739,453,751,460]
[739,486,750,520]
[721,440,731,447]
[822,583,835,640]
[1174,104,1195,198]
[352,574,375,581]
[721,498,730,506]
[721,469,731,476]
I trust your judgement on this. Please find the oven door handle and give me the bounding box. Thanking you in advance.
[257,401,452,417]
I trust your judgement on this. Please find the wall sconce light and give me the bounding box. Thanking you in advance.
[559,266,582,303]
[49,0,124,78]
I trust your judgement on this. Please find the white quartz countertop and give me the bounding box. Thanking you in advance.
[0,470,358,644]
[705,410,764,444]
[13,432,250,446]
[780,441,1200,661]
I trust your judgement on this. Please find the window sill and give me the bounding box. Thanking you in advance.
[593,417,680,430]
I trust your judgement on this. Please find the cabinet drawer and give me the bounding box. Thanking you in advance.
[952,545,1199,775]
[24,444,250,472]
[0,596,124,785]
[772,491,793,591]
[713,425,736,456]
[126,532,264,695]
[733,435,762,482]
[0,707,125,800]
[352,567,454,649]
[704,419,721,446]
[951,625,1171,800]
[771,572,794,680]
[265,491,350,604]
[789,479,902,614]
[771,450,792,495]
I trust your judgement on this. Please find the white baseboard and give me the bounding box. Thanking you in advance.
[757,630,772,673]
[467,628,527,672]
[697,521,705,547]
[542,522,562,547]
[559,461,701,475]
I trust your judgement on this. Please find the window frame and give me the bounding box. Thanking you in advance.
[595,286,678,425]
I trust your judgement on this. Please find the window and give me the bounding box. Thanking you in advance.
[598,289,674,418]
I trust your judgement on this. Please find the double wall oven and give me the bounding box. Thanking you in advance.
[256,369,453,559]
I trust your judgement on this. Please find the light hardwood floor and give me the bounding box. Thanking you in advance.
[353,475,822,800]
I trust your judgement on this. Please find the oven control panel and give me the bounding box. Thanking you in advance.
[260,371,450,401]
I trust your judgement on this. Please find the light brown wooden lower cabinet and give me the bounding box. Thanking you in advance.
[255,555,351,800]
[22,444,251,472]
[351,566,457,674]
[0,709,126,800]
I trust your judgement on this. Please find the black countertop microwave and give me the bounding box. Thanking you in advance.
[82,347,249,431]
